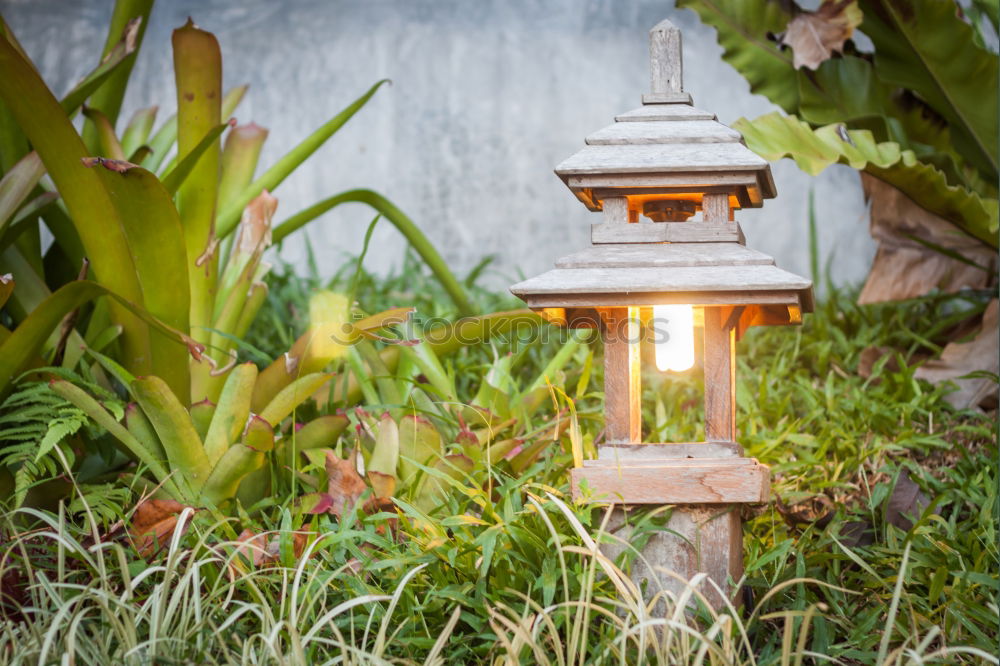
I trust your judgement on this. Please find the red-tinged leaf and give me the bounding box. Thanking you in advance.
[80,156,139,173]
[129,498,194,558]
[367,470,396,500]
[218,122,269,212]
[325,448,367,520]
[298,492,334,515]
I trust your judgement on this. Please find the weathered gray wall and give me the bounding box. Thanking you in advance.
[1,0,874,290]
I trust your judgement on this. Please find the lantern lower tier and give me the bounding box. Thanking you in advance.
[572,455,770,505]
[510,241,813,330]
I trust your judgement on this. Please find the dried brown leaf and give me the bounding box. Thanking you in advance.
[129,499,194,558]
[885,469,931,531]
[915,299,999,410]
[325,448,367,519]
[777,0,862,70]
[859,175,997,304]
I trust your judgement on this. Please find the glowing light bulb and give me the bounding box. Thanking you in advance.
[652,304,695,372]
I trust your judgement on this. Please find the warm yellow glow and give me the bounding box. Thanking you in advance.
[652,304,695,372]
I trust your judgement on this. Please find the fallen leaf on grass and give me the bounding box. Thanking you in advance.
[915,299,999,410]
[885,469,932,531]
[129,499,195,558]
[234,528,312,568]
[774,0,862,70]
[858,175,997,304]
[325,448,367,519]
[776,494,834,527]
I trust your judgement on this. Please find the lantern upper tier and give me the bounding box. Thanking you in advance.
[554,21,776,213]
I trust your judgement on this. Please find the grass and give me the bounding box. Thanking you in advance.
[0,253,996,664]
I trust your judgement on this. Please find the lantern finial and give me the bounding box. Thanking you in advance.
[645,19,692,104]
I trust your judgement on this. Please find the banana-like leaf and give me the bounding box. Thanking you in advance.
[216,79,390,239]
[131,376,213,493]
[797,55,893,126]
[203,363,257,464]
[273,188,474,316]
[258,372,332,427]
[675,0,798,112]
[218,123,268,212]
[735,112,999,247]
[81,0,153,150]
[82,107,126,160]
[860,0,998,180]
[119,106,157,159]
[161,120,234,197]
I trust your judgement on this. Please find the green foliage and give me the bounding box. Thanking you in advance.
[679,0,999,248]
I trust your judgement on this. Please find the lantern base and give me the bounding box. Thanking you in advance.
[571,454,769,505]
[600,504,743,610]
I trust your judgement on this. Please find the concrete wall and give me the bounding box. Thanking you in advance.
[1,0,874,291]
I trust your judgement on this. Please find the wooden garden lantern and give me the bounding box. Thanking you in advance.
[510,19,814,603]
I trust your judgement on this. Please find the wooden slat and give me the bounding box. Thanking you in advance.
[571,459,770,504]
[602,196,629,225]
[702,192,730,224]
[555,243,773,269]
[586,121,740,146]
[520,290,803,309]
[615,105,715,122]
[556,143,768,175]
[649,18,683,97]
[596,441,743,461]
[703,307,736,442]
[568,171,757,190]
[602,307,641,443]
[592,222,742,244]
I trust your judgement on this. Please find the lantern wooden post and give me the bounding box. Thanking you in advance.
[510,18,813,608]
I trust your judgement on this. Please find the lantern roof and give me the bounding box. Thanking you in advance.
[555,20,776,212]
[510,18,814,334]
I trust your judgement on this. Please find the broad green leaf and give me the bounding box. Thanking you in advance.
[203,362,257,464]
[82,107,126,160]
[160,120,233,197]
[189,399,215,441]
[216,79,389,239]
[131,375,212,492]
[676,0,798,112]
[81,0,154,150]
[86,159,192,403]
[218,123,268,212]
[124,402,168,467]
[202,443,263,506]
[274,188,473,316]
[258,372,331,427]
[368,413,399,480]
[51,380,186,502]
[398,414,442,489]
[0,151,44,231]
[119,106,157,158]
[735,112,998,247]
[861,0,998,180]
[172,18,222,405]
[415,454,473,513]
[60,17,141,117]
[0,34,151,378]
